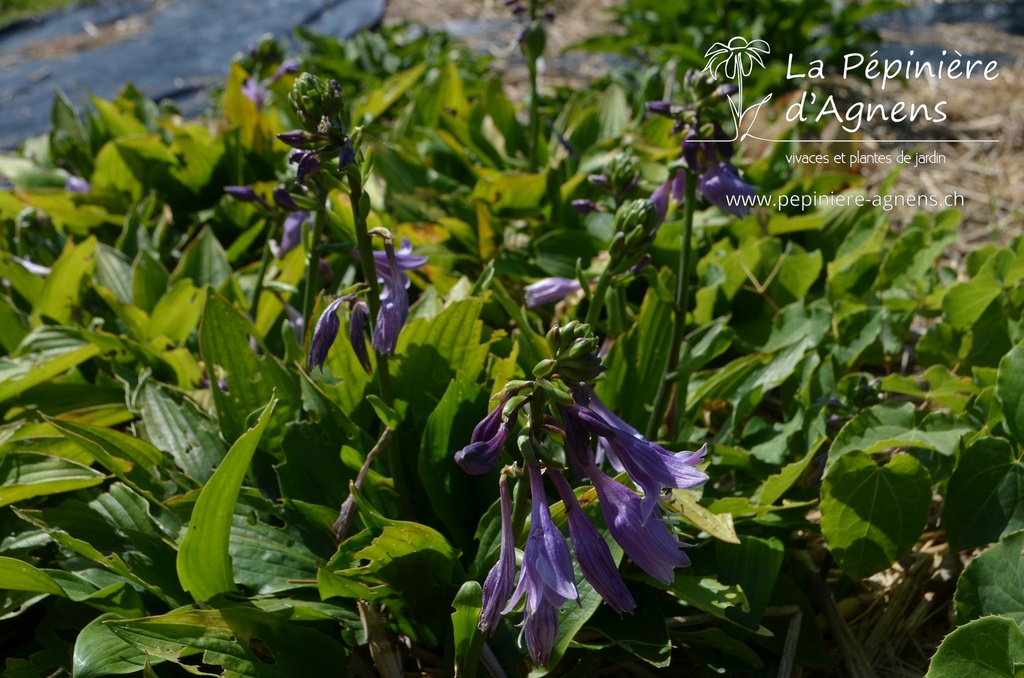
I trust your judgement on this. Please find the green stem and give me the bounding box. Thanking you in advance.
[527,60,540,173]
[583,268,613,329]
[510,468,531,547]
[348,171,406,516]
[300,207,326,342]
[249,219,272,323]
[645,170,697,441]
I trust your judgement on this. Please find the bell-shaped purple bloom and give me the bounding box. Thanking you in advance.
[349,300,372,374]
[504,465,578,666]
[454,421,511,476]
[479,474,517,635]
[671,169,687,204]
[525,277,582,308]
[365,238,428,290]
[699,161,756,218]
[271,59,300,81]
[370,240,410,356]
[585,463,691,585]
[549,471,636,615]
[290,150,321,184]
[605,433,708,524]
[65,176,90,194]
[308,298,343,371]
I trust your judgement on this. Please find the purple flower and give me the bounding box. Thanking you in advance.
[525,277,582,308]
[308,298,343,371]
[349,300,372,374]
[278,211,311,257]
[371,240,410,356]
[290,150,321,184]
[550,471,636,615]
[65,176,89,194]
[367,238,428,291]
[671,169,687,204]
[699,161,756,217]
[338,143,356,170]
[585,463,692,585]
[242,77,270,111]
[504,465,578,666]
[479,474,517,634]
[605,433,708,524]
[645,100,673,116]
[280,299,304,344]
[650,177,671,223]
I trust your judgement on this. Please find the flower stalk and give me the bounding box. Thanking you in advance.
[646,168,697,441]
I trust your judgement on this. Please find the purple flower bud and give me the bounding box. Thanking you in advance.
[271,59,300,82]
[224,185,266,206]
[338,143,356,170]
[360,238,428,291]
[281,300,304,344]
[543,7,555,21]
[571,199,596,215]
[308,298,343,371]
[715,83,738,99]
[454,422,511,476]
[295,151,321,184]
[712,121,734,160]
[279,211,311,257]
[504,465,579,666]
[65,176,90,194]
[479,474,517,634]
[278,130,317,149]
[471,394,513,446]
[585,462,692,585]
[273,187,301,212]
[588,174,609,189]
[650,177,671,223]
[318,258,333,280]
[524,277,582,308]
[681,130,700,172]
[646,101,673,116]
[349,300,372,374]
[628,253,651,275]
[699,162,756,218]
[511,4,527,16]
[550,471,637,615]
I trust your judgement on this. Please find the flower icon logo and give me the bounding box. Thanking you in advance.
[704,37,772,141]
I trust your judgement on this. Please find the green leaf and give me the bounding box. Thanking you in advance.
[176,397,276,602]
[419,373,492,550]
[926,615,1024,678]
[820,452,931,580]
[199,290,300,447]
[828,402,972,471]
[352,63,427,124]
[170,227,232,289]
[668,576,749,619]
[366,394,401,430]
[0,453,107,507]
[997,345,1024,445]
[107,607,347,677]
[43,415,163,487]
[0,328,101,403]
[954,530,1024,629]
[715,536,784,628]
[451,581,484,678]
[0,556,67,596]
[137,381,227,483]
[32,236,97,325]
[73,612,158,678]
[945,438,1024,552]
